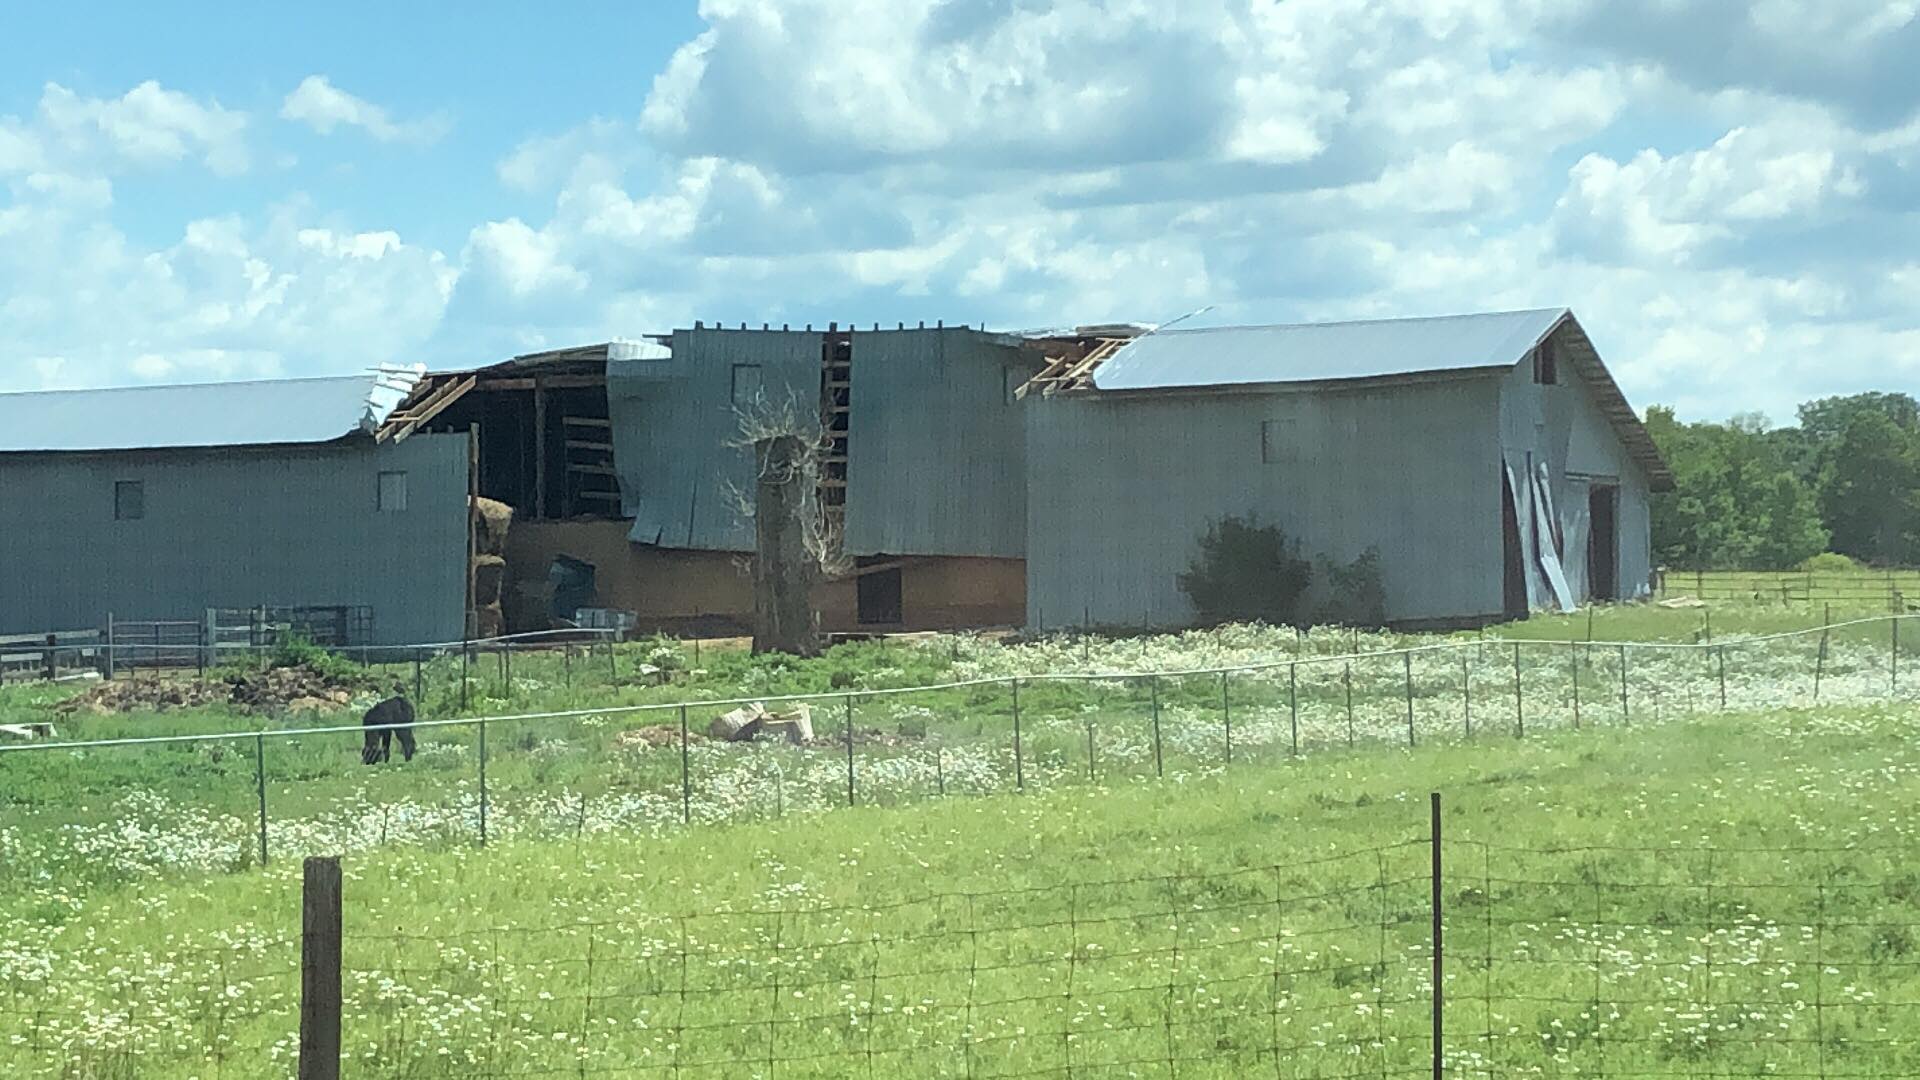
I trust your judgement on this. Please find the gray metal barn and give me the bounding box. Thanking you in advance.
[1020,308,1673,629]
[0,369,471,646]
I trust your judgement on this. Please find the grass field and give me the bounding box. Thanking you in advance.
[4,605,1920,1076]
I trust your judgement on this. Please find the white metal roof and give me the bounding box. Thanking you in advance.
[0,366,425,453]
[1091,308,1569,391]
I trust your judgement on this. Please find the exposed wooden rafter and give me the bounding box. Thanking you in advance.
[377,374,477,444]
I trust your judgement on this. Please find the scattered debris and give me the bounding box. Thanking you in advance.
[1657,596,1707,609]
[0,722,55,741]
[613,725,708,751]
[710,702,815,745]
[54,664,380,716]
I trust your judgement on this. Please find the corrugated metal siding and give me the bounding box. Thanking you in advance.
[608,329,820,551]
[1498,327,1656,604]
[843,329,1027,558]
[1026,377,1505,628]
[0,434,468,644]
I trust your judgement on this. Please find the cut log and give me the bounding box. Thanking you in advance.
[710,702,769,741]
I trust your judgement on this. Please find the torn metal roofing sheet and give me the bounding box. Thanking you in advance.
[1091,307,1569,391]
[0,365,425,453]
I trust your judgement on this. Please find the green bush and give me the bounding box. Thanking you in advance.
[1798,552,1861,573]
[1177,516,1313,628]
[1313,548,1387,628]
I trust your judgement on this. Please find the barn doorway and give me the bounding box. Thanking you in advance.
[1589,484,1619,602]
[856,557,903,625]
[1501,468,1528,620]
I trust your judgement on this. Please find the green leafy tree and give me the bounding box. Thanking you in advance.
[1813,405,1920,563]
[1646,406,1828,569]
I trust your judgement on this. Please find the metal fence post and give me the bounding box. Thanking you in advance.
[105,611,116,680]
[1343,661,1355,748]
[254,734,269,868]
[1149,675,1163,778]
[844,694,856,807]
[1011,678,1024,791]
[1570,641,1581,729]
[298,856,342,1080]
[607,636,617,682]
[1619,644,1630,722]
[1461,650,1472,738]
[1894,616,1901,694]
[1288,663,1299,756]
[680,704,691,825]
[1403,651,1416,748]
[1815,629,1829,701]
[502,642,512,700]
[1221,670,1232,765]
[1430,792,1443,1080]
[1513,642,1524,739]
[1086,721,1097,782]
[1718,646,1728,709]
[477,719,489,847]
[460,639,470,711]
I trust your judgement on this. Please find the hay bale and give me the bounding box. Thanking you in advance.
[471,497,514,557]
[473,555,507,606]
[474,603,505,639]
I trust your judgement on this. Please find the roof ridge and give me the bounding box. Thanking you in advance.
[1154,307,1569,335]
[0,371,382,400]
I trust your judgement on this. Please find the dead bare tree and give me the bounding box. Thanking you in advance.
[727,390,847,655]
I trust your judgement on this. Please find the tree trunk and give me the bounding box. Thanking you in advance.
[752,434,821,656]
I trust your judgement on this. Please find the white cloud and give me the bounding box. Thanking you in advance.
[280,75,445,144]
[14,81,249,175]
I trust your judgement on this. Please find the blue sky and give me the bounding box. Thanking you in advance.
[1,1,1916,422]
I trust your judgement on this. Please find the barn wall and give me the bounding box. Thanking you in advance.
[0,434,469,644]
[1025,376,1506,629]
[608,328,821,552]
[1498,324,1656,604]
[843,329,1028,558]
[504,521,1024,635]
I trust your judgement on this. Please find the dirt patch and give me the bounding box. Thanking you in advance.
[54,664,384,716]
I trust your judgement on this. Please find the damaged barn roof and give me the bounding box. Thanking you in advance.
[0,365,426,454]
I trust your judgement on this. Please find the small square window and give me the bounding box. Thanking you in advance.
[1260,419,1293,465]
[377,471,409,512]
[731,363,763,406]
[1533,342,1558,385]
[114,480,144,521]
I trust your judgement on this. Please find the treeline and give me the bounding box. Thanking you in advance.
[1647,392,1920,570]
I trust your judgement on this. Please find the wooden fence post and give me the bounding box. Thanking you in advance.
[298,856,343,1080]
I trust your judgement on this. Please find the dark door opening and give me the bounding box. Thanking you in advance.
[856,558,903,625]
[1588,485,1619,602]
[1501,468,1528,620]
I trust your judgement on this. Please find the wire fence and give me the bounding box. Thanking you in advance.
[12,798,1920,1077]
[3,616,1919,885]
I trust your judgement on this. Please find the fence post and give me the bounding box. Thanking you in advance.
[1718,646,1728,709]
[1429,792,1443,1080]
[1893,616,1901,694]
[1149,675,1163,778]
[680,704,692,825]
[1403,651,1416,748]
[1220,670,1232,765]
[1570,641,1581,729]
[106,612,115,680]
[1288,663,1299,756]
[607,635,617,681]
[413,649,424,704]
[1086,721,1097,782]
[43,632,55,683]
[1011,678,1024,791]
[1814,629,1829,702]
[298,856,343,1080]
[844,694,856,807]
[254,734,269,867]
[1513,642,1524,739]
[460,639,470,711]
[1458,650,1471,737]
[197,623,208,678]
[1344,661,1355,748]
[1619,644,1629,722]
[477,719,489,847]
[502,641,512,700]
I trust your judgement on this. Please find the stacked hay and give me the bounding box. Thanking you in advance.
[471,497,513,638]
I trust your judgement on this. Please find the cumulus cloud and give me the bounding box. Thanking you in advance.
[3,81,248,176]
[280,75,446,144]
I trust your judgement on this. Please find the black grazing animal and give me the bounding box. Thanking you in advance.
[361,696,417,765]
